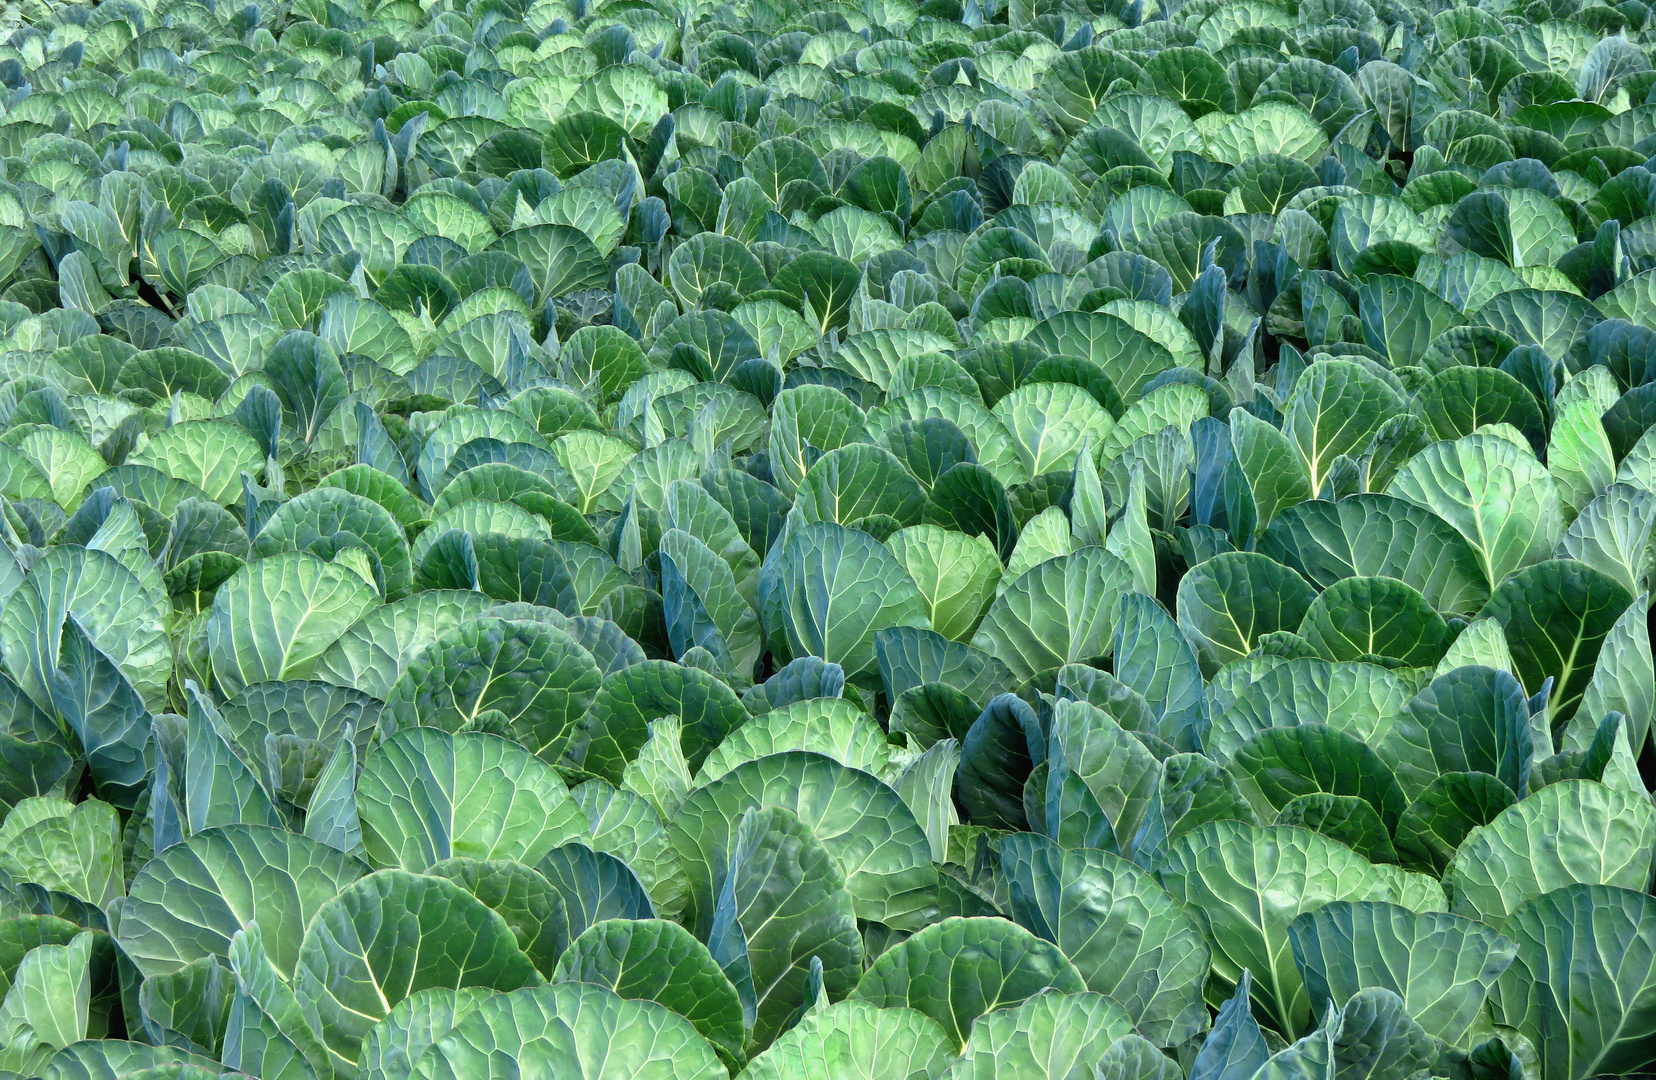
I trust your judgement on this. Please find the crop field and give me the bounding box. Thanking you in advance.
[0,0,1651,1076]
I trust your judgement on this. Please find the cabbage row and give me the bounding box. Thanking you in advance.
[0,0,1652,1077]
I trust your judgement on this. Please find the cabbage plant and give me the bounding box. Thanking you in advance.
[0,0,1651,1077]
